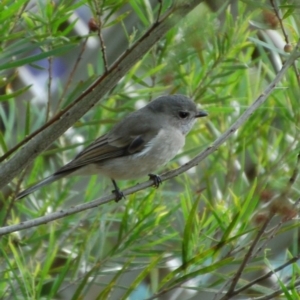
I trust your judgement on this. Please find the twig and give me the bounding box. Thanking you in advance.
[252,278,300,300]
[269,0,300,86]
[56,35,89,111]
[92,0,108,72]
[252,153,300,256]
[156,0,163,23]
[144,282,183,300]
[220,213,274,300]
[98,21,108,73]
[0,41,299,235]
[46,55,52,121]
[1,169,27,226]
[97,20,108,72]
[288,153,300,187]
[232,255,300,296]
[269,0,289,44]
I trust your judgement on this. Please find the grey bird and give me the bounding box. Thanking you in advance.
[16,94,207,200]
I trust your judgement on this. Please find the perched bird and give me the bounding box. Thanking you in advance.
[16,94,207,200]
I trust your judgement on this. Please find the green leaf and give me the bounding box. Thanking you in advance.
[0,0,29,22]
[0,44,74,71]
[0,85,31,102]
[282,8,294,20]
[120,255,162,300]
[182,195,201,265]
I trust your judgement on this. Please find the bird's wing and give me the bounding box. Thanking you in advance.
[54,121,159,175]
[74,132,149,163]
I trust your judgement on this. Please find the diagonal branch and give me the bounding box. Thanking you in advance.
[232,255,300,296]
[0,41,299,236]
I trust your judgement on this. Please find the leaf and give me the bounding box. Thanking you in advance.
[282,7,295,20]
[0,85,31,102]
[0,44,74,71]
[0,0,29,22]
[182,195,201,265]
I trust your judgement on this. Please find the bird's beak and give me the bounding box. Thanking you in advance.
[196,110,208,118]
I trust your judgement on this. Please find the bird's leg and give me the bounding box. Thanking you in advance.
[111,179,125,202]
[148,174,162,188]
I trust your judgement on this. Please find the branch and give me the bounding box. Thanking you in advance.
[233,255,300,296]
[253,278,300,300]
[221,214,274,300]
[0,0,204,189]
[0,41,299,236]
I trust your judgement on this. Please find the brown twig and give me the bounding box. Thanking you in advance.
[253,278,300,300]
[97,21,108,72]
[232,255,300,296]
[98,24,108,73]
[156,0,163,23]
[1,168,28,226]
[254,153,300,254]
[289,153,300,186]
[56,35,89,111]
[269,0,300,86]
[220,213,274,300]
[91,0,108,72]
[269,0,289,44]
[46,55,53,121]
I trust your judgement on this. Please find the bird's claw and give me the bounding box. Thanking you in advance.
[111,179,125,202]
[112,188,125,202]
[148,174,162,188]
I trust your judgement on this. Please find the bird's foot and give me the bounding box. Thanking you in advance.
[112,188,125,202]
[111,179,125,202]
[148,174,162,188]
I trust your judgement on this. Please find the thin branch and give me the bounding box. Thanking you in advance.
[56,35,89,111]
[269,0,300,86]
[0,42,299,236]
[0,1,203,187]
[232,255,300,296]
[252,154,300,257]
[46,55,52,121]
[1,169,27,226]
[220,213,274,300]
[288,153,300,187]
[91,0,108,72]
[252,218,283,257]
[97,21,108,72]
[252,278,300,300]
[156,0,163,23]
[269,0,289,44]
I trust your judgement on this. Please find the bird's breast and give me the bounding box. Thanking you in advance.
[137,127,185,163]
[90,128,185,180]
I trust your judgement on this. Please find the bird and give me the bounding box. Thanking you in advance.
[16,94,207,201]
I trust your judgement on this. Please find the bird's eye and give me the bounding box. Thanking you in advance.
[179,111,189,119]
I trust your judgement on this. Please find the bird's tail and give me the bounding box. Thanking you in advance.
[16,173,64,199]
